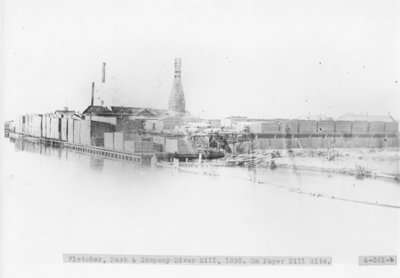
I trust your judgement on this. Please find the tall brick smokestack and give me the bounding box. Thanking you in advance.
[168,58,185,114]
[175,58,181,78]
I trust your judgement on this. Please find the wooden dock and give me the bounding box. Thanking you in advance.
[63,142,149,165]
[11,133,153,165]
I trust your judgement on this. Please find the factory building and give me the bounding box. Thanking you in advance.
[79,58,193,135]
[337,113,396,122]
[7,56,400,156]
[337,113,398,134]
[221,116,248,128]
[144,116,183,133]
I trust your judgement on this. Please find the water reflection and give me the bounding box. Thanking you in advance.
[13,138,63,158]
[8,137,400,208]
[2,137,400,267]
[12,138,106,170]
[90,156,104,171]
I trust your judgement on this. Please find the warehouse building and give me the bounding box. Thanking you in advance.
[337,113,398,134]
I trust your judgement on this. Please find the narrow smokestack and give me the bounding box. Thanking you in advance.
[91,82,95,106]
[102,62,106,83]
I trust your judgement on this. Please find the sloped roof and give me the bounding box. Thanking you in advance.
[54,109,76,115]
[110,106,169,117]
[337,113,396,122]
[226,116,248,120]
[82,105,112,115]
[297,115,334,121]
[81,105,170,117]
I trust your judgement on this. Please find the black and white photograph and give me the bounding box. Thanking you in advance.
[1,0,399,277]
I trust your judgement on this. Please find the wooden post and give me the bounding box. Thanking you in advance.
[151,154,157,168]
[173,158,179,170]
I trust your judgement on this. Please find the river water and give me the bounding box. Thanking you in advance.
[1,138,399,277]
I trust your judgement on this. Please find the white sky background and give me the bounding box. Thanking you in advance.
[2,0,400,120]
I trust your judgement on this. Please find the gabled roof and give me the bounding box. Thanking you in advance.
[337,113,396,122]
[54,109,76,115]
[82,105,112,115]
[110,106,169,117]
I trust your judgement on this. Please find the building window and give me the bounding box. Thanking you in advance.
[152,123,156,130]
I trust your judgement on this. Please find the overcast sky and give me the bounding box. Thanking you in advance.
[2,0,400,120]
